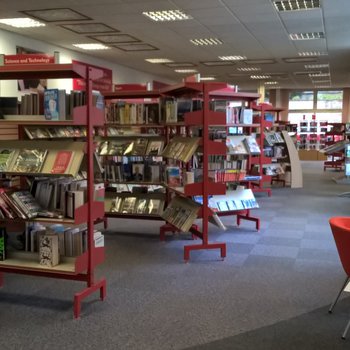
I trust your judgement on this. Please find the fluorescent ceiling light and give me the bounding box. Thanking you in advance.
[0,17,45,28]
[165,62,196,67]
[175,69,198,73]
[237,67,261,72]
[309,72,330,77]
[284,57,318,63]
[200,77,216,81]
[250,75,271,79]
[190,38,223,46]
[314,85,331,88]
[201,61,236,66]
[293,71,321,76]
[264,81,278,85]
[289,32,324,40]
[312,80,331,83]
[142,10,192,22]
[145,58,173,63]
[219,55,246,61]
[273,0,320,12]
[298,51,328,56]
[305,63,329,69]
[244,59,276,64]
[73,43,110,50]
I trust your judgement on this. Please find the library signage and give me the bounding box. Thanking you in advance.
[3,54,55,65]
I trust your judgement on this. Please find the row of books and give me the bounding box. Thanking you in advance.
[161,196,200,232]
[208,156,247,171]
[105,98,200,125]
[98,138,164,157]
[30,178,104,219]
[109,196,164,216]
[0,148,79,175]
[104,161,163,183]
[226,136,261,155]
[0,189,58,220]
[106,183,164,193]
[24,126,87,139]
[264,145,286,159]
[23,223,104,264]
[208,169,247,183]
[43,89,103,121]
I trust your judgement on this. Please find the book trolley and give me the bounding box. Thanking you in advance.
[0,63,106,318]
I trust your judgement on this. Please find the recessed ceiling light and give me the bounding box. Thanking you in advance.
[219,55,246,61]
[201,61,236,66]
[304,63,329,69]
[237,67,261,72]
[244,59,276,64]
[309,72,330,77]
[314,85,331,88]
[313,80,331,83]
[264,81,279,85]
[289,32,325,40]
[175,69,198,73]
[73,43,110,50]
[142,10,192,22]
[200,77,216,81]
[0,17,45,28]
[293,71,321,76]
[164,62,196,67]
[273,0,320,12]
[298,51,328,56]
[250,75,271,79]
[145,58,174,63]
[284,57,318,63]
[190,38,223,46]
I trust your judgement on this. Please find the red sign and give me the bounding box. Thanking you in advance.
[4,54,55,65]
[114,83,148,91]
[72,60,113,92]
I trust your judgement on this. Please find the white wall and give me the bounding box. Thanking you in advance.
[0,29,175,97]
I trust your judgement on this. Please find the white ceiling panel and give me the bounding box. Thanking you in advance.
[0,0,349,89]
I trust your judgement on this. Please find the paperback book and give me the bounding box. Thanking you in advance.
[12,149,48,173]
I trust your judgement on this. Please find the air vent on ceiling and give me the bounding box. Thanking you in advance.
[60,23,118,34]
[89,34,140,44]
[22,8,91,22]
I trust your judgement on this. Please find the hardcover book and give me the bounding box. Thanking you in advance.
[243,136,261,155]
[166,166,181,187]
[39,234,60,267]
[12,149,48,173]
[50,150,74,174]
[44,89,66,121]
[0,149,16,172]
[146,140,164,156]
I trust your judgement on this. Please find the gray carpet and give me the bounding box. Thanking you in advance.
[1,161,350,350]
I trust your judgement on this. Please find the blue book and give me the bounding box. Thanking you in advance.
[44,89,66,120]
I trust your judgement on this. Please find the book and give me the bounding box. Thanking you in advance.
[243,136,261,155]
[226,137,248,155]
[44,89,65,121]
[50,150,74,174]
[120,197,136,214]
[147,199,163,215]
[0,149,16,172]
[66,190,85,218]
[39,234,60,267]
[12,149,48,173]
[146,104,160,124]
[132,163,144,181]
[166,166,181,187]
[146,140,164,156]
[135,198,148,214]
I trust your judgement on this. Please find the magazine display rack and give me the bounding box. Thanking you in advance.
[0,63,106,318]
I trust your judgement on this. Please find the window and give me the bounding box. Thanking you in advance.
[289,91,314,110]
[317,90,343,109]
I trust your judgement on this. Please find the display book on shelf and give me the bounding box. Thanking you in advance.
[0,62,106,318]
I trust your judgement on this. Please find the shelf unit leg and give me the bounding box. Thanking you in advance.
[237,211,260,231]
[184,242,226,262]
[73,278,106,319]
[0,272,3,287]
